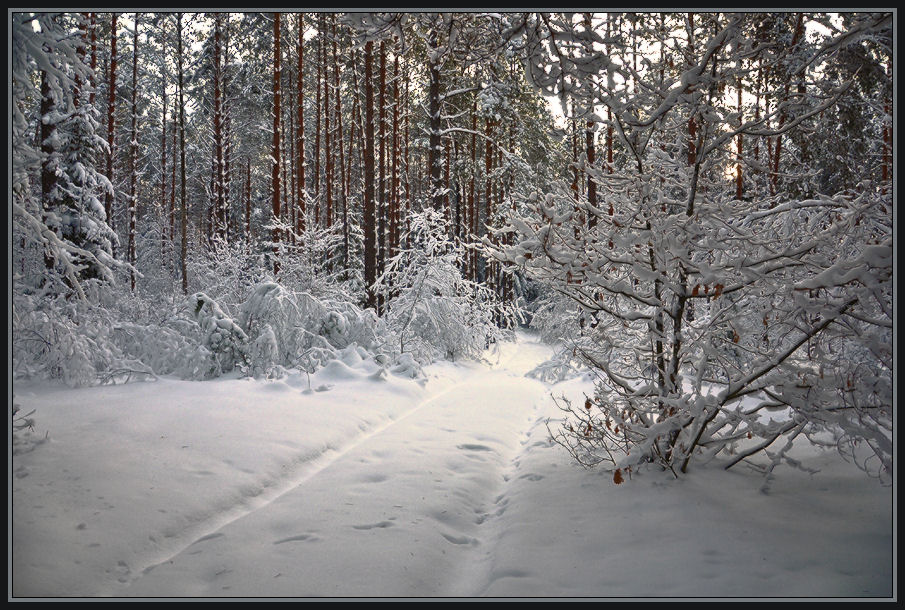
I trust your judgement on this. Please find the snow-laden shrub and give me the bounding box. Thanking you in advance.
[271,220,349,300]
[12,399,48,456]
[502,180,893,485]
[186,241,264,311]
[376,208,517,364]
[240,282,303,367]
[389,352,424,380]
[13,291,114,387]
[302,292,380,352]
[191,292,250,376]
[12,275,384,386]
[248,324,281,378]
[239,281,380,376]
[12,288,172,386]
[104,314,197,380]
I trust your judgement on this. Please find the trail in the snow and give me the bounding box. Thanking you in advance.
[106,376,485,596]
[116,336,557,597]
[437,390,552,596]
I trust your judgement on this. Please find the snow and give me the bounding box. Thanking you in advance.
[11,333,893,599]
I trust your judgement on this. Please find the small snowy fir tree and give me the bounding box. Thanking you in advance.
[376,208,514,363]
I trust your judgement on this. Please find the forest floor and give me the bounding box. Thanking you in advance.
[10,332,894,599]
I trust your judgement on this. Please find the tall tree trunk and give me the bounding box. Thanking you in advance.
[177,13,188,294]
[245,158,252,251]
[74,14,87,107]
[288,64,296,246]
[390,39,400,261]
[161,76,168,250]
[349,49,364,211]
[324,18,333,229]
[272,12,282,274]
[427,29,443,210]
[281,63,290,245]
[570,109,579,196]
[223,15,232,244]
[468,99,477,281]
[296,13,306,235]
[484,117,494,287]
[506,116,516,302]
[347,55,359,232]
[333,18,349,270]
[88,12,97,107]
[403,53,411,248]
[170,114,177,268]
[207,146,215,247]
[753,63,762,192]
[770,13,805,197]
[363,40,377,310]
[444,137,451,228]
[378,40,387,279]
[606,108,613,215]
[105,13,118,253]
[606,18,614,202]
[686,13,697,167]
[313,21,321,226]
[40,69,58,272]
[213,14,226,243]
[128,14,140,291]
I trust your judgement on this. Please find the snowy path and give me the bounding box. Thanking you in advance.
[120,340,554,597]
[12,333,893,598]
[14,336,562,597]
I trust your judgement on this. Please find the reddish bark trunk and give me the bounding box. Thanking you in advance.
[105,13,118,239]
[128,14,139,291]
[296,13,306,234]
[363,41,377,309]
[272,12,282,274]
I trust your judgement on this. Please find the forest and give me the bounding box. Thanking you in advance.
[12,9,893,477]
[10,11,894,598]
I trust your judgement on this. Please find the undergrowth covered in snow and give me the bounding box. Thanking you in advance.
[12,204,522,391]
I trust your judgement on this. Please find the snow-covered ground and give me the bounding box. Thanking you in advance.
[10,333,893,599]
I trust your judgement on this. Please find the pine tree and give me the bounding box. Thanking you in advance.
[12,13,116,296]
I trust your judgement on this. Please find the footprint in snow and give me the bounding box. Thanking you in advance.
[456,444,494,452]
[114,560,131,583]
[273,533,320,545]
[359,472,389,484]
[518,473,544,482]
[352,521,395,530]
[192,532,225,545]
[489,568,531,583]
[441,532,480,546]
